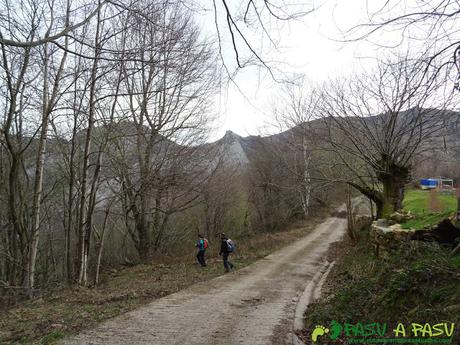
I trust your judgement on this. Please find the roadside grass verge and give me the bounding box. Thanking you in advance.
[402,189,456,229]
[0,209,330,345]
[300,227,460,344]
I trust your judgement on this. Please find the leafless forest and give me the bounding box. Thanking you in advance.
[0,0,329,298]
[1,0,460,303]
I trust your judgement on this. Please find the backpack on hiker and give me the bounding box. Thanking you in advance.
[203,238,209,250]
[226,239,235,253]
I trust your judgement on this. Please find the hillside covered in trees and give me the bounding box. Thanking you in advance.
[1,2,460,344]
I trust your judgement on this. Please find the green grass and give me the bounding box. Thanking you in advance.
[39,332,66,345]
[401,189,457,229]
[403,189,456,213]
[452,255,460,269]
[301,227,460,344]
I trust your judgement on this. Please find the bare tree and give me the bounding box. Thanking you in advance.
[211,0,311,73]
[22,0,75,294]
[0,0,106,48]
[0,0,314,298]
[349,0,460,91]
[271,82,324,217]
[0,0,45,290]
[314,58,449,218]
[279,58,451,219]
[106,2,216,260]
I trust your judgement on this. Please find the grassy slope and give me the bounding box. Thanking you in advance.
[301,227,460,344]
[402,189,457,229]
[0,211,329,345]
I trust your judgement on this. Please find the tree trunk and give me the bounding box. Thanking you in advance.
[24,116,47,295]
[24,41,51,295]
[76,2,101,284]
[24,2,70,294]
[301,138,311,217]
[380,176,407,218]
[137,219,150,261]
[346,185,356,242]
[94,202,110,285]
[377,157,409,219]
[94,235,105,286]
[347,181,383,219]
[81,148,102,285]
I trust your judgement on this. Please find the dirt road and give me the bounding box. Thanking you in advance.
[61,217,346,345]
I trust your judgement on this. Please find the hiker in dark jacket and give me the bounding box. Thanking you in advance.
[195,234,207,267]
[219,233,234,272]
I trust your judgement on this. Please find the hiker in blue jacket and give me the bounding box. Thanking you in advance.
[195,234,207,267]
[219,233,234,272]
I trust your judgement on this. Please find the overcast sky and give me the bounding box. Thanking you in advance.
[198,0,403,140]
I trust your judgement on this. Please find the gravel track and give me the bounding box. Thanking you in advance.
[61,217,346,345]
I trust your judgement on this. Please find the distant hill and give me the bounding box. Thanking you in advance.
[38,107,460,184]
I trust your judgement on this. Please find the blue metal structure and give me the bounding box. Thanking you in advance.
[420,179,438,189]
